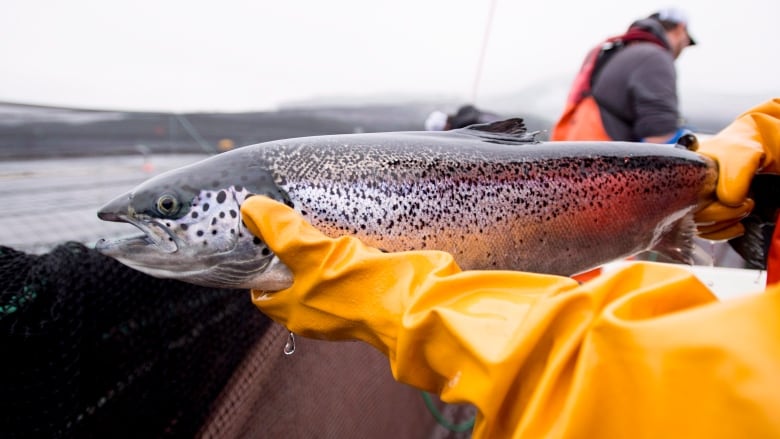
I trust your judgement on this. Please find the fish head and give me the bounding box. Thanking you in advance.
[96,158,293,290]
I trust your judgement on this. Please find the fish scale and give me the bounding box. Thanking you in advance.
[270,144,711,274]
[96,119,718,290]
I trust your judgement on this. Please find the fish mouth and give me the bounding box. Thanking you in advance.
[96,213,180,254]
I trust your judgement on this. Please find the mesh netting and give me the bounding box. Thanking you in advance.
[0,242,271,437]
[0,243,474,438]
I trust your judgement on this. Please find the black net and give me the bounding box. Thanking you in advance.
[0,242,271,438]
[0,243,474,439]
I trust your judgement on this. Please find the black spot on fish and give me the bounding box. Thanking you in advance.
[253,237,262,245]
[203,203,210,212]
[211,218,217,225]
[230,210,237,218]
[191,211,199,219]
[197,230,204,237]
[261,248,270,256]
[230,229,235,234]
[212,230,217,235]
[181,224,188,231]
[203,241,208,246]
[219,212,225,218]
[217,191,227,203]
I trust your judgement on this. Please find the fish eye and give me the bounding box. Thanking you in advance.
[156,194,181,216]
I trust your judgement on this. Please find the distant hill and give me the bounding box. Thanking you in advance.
[0,100,553,159]
[2,85,753,159]
[0,101,425,159]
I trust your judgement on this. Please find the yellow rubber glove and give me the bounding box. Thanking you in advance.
[695,98,780,239]
[242,196,780,438]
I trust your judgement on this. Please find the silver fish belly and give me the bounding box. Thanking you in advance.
[96,120,717,290]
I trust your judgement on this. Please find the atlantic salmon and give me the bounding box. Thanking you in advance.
[96,119,718,290]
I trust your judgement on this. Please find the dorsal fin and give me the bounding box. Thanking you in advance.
[470,118,527,134]
[453,118,539,144]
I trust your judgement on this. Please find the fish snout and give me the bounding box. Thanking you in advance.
[97,192,133,222]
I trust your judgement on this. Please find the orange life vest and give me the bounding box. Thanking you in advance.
[768,220,780,285]
[551,95,612,141]
[551,29,666,141]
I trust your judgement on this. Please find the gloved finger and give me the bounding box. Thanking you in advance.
[697,222,745,241]
[716,152,764,206]
[694,198,754,225]
[698,139,764,207]
[240,196,329,257]
[240,196,383,272]
[697,216,746,235]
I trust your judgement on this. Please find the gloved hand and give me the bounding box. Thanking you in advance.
[240,196,780,438]
[239,195,579,382]
[695,98,780,240]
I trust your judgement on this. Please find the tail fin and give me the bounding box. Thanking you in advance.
[651,213,698,265]
[728,216,774,269]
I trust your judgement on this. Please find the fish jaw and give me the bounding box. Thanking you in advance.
[94,208,217,285]
[98,214,180,254]
[96,231,293,290]
[97,191,181,254]
[95,219,290,290]
[96,231,292,290]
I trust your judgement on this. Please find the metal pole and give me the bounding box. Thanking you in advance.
[471,0,498,104]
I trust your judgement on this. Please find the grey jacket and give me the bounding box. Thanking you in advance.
[591,19,680,141]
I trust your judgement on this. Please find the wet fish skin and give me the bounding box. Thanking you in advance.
[96,120,717,290]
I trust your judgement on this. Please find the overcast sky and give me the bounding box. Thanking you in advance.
[1,0,778,114]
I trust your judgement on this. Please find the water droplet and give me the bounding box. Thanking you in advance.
[283,332,296,356]
[755,270,765,285]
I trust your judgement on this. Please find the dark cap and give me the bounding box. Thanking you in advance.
[649,8,696,45]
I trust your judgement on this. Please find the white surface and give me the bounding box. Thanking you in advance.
[602,261,766,300]
[0,154,209,253]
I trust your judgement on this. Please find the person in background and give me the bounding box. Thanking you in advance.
[551,8,696,143]
[240,98,779,438]
[424,110,451,131]
[425,104,501,131]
